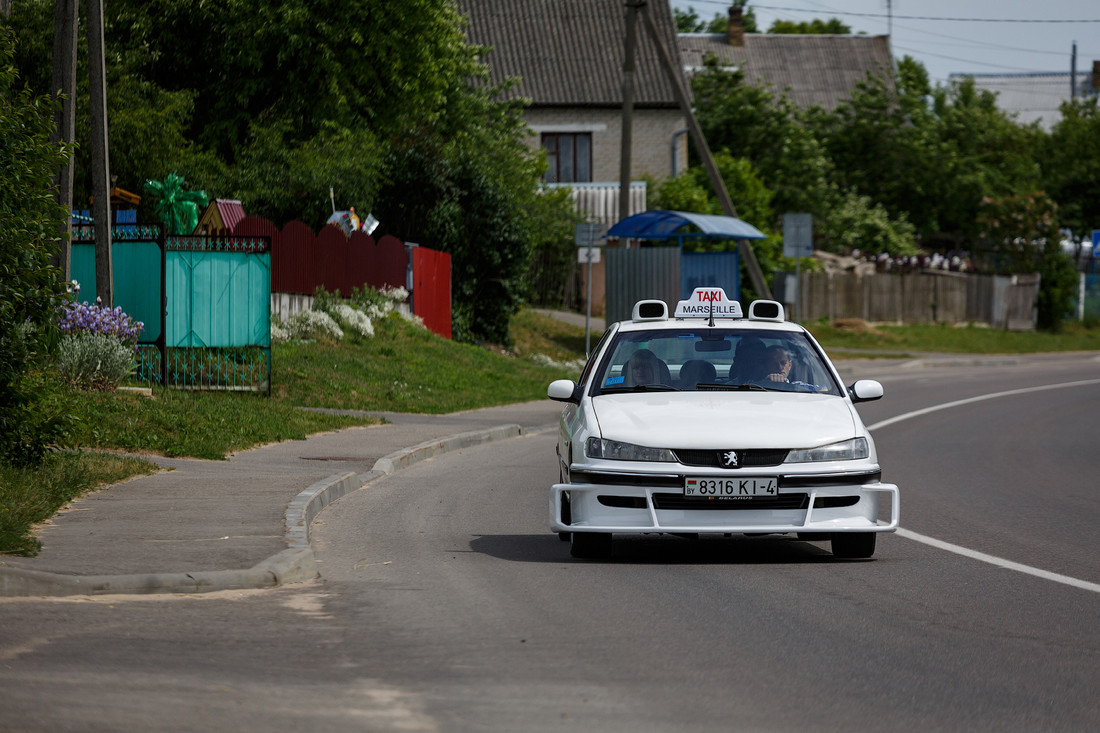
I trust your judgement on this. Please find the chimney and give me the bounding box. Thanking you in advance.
[728,7,744,47]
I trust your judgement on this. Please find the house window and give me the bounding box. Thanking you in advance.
[542,133,592,183]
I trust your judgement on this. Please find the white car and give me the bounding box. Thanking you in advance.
[547,287,899,559]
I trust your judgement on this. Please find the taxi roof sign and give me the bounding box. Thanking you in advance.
[674,287,743,319]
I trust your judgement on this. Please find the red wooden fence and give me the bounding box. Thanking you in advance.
[231,216,451,338]
[411,246,452,340]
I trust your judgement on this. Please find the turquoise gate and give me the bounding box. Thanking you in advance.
[71,227,272,392]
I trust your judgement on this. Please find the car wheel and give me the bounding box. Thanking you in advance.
[831,532,876,559]
[570,532,612,559]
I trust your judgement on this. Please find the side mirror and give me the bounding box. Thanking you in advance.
[548,379,581,404]
[849,379,884,403]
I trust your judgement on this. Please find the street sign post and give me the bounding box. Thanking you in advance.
[575,223,607,354]
[783,213,813,322]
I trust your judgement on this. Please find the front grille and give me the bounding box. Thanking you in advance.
[673,449,789,468]
[652,492,809,511]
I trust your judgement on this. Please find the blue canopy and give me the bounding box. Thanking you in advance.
[606,210,767,241]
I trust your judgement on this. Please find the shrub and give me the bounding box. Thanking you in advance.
[58,333,138,389]
[57,300,144,349]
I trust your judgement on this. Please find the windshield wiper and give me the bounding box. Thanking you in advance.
[601,383,680,393]
[696,382,770,392]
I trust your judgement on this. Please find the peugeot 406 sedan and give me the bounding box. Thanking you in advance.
[547,287,899,559]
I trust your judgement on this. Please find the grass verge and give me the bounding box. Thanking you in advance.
[1,310,582,555]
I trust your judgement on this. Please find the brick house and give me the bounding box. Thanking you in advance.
[456,0,690,230]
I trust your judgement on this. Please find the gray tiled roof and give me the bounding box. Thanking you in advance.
[456,0,683,108]
[678,33,894,110]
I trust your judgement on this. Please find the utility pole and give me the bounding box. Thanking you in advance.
[87,0,113,306]
[619,1,643,227]
[50,0,79,281]
[637,3,771,298]
[1071,41,1077,98]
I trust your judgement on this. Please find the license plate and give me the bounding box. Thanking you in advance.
[684,477,778,499]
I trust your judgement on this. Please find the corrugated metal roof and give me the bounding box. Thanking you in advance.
[952,72,1095,130]
[607,210,766,240]
[678,33,894,110]
[456,0,683,107]
[216,199,245,232]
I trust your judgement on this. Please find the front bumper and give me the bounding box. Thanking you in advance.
[550,476,899,535]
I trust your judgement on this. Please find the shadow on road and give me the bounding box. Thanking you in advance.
[469,533,876,565]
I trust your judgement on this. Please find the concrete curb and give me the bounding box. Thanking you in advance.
[0,423,525,598]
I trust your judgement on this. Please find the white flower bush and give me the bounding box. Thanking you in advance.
[272,309,344,343]
[332,303,375,338]
[270,286,423,344]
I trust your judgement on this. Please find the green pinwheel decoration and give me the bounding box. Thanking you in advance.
[144,173,209,235]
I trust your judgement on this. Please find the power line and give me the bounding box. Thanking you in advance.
[750,4,1100,23]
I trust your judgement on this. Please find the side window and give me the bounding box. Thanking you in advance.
[579,327,613,387]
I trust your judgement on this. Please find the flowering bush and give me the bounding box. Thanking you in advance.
[272,309,345,343]
[331,303,375,338]
[57,300,144,350]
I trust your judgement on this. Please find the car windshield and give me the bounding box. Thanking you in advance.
[592,328,843,396]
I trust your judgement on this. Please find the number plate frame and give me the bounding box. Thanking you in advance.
[684,476,778,499]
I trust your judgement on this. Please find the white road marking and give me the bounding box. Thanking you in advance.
[895,528,1100,594]
[869,379,1100,594]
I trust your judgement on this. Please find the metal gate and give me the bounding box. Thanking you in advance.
[605,248,740,324]
[71,227,272,391]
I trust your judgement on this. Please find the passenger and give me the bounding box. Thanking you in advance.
[624,349,667,387]
[678,359,716,389]
[730,336,766,383]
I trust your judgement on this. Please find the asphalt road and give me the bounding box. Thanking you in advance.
[1,356,1097,732]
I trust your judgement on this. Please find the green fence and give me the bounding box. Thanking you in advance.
[71,227,272,392]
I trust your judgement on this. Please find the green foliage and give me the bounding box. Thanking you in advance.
[0,27,73,467]
[690,59,834,224]
[768,18,851,34]
[974,192,1077,331]
[58,333,137,389]
[822,192,918,256]
[674,3,757,33]
[526,186,585,307]
[1041,97,1100,238]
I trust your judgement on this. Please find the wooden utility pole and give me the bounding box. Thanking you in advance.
[619,1,643,226]
[638,3,772,298]
[50,0,79,281]
[87,0,113,305]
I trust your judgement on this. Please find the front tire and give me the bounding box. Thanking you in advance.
[831,532,876,559]
[570,532,612,559]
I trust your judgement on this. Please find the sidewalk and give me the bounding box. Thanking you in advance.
[0,400,564,597]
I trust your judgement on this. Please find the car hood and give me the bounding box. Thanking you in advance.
[591,392,859,450]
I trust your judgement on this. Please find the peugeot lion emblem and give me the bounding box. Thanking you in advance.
[721,450,739,467]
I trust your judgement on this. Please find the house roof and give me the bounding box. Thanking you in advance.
[456,0,683,108]
[678,33,894,110]
[950,71,1096,130]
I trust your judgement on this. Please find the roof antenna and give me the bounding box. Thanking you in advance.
[708,295,715,327]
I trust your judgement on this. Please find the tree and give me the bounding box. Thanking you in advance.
[768,18,851,34]
[1041,97,1100,239]
[975,192,1077,330]
[674,2,758,33]
[0,27,72,465]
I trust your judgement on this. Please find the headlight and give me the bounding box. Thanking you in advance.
[785,437,868,463]
[585,437,676,462]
